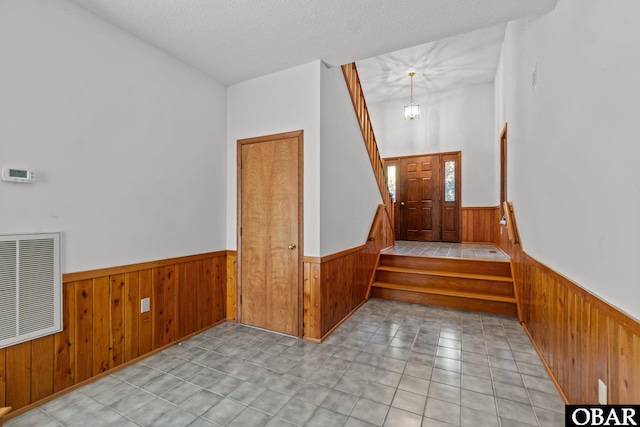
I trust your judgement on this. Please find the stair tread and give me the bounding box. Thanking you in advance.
[372,282,517,303]
[376,265,513,282]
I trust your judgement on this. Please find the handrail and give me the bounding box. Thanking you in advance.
[341,63,394,234]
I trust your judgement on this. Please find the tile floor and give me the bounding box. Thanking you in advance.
[7,299,564,427]
[383,242,509,261]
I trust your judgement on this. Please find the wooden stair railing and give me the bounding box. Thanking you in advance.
[342,62,394,236]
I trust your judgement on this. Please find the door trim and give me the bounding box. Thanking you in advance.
[236,130,304,337]
[499,123,508,219]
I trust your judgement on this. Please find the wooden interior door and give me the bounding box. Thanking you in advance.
[238,131,302,336]
[399,155,440,241]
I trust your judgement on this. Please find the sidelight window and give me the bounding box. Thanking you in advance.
[444,160,456,202]
[387,165,397,202]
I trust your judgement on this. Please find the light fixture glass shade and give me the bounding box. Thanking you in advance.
[403,72,420,120]
[404,103,420,120]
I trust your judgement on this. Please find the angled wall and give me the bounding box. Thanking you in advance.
[495,0,640,321]
[0,0,228,274]
[319,63,382,256]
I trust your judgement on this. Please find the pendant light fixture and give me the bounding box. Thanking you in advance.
[403,72,420,120]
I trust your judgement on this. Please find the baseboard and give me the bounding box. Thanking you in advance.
[497,218,640,403]
[304,299,367,344]
[5,342,175,421]
[521,321,569,404]
[5,318,228,421]
[2,251,228,414]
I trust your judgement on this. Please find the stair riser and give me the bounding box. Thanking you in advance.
[371,287,517,317]
[380,255,511,277]
[375,271,514,297]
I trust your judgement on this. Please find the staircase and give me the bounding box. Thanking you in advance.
[342,62,394,232]
[341,62,516,317]
[370,254,517,316]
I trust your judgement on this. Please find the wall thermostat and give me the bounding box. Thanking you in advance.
[2,167,36,183]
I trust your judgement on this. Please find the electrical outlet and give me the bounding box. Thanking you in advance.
[141,297,150,313]
[598,379,607,404]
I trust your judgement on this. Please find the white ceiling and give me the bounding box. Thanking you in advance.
[356,24,507,104]
[70,0,556,86]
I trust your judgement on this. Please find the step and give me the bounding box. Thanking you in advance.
[380,254,512,277]
[371,282,517,317]
[375,266,514,297]
[372,282,516,303]
[376,265,512,283]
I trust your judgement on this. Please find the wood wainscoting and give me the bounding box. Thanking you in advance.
[0,251,228,416]
[461,206,500,243]
[497,224,640,404]
[303,205,394,341]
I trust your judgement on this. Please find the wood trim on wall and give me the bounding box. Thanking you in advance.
[500,123,508,218]
[303,204,394,341]
[226,251,237,321]
[1,252,228,417]
[303,245,365,265]
[384,150,463,161]
[461,206,500,243]
[62,251,228,283]
[496,216,640,404]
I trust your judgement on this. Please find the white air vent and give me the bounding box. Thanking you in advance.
[0,233,61,349]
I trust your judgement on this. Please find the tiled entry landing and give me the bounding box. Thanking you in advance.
[7,299,564,427]
[384,241,509,261]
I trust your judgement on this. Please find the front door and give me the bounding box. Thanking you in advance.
[399,155,441,241]
[393,152,461,242]
[238,131,303,336]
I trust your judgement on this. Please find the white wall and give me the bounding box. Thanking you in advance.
[320,64,382,256]
[369,83,497,206]
[495,0,640,320]
[227,62,322,256]
[0,0,228,273]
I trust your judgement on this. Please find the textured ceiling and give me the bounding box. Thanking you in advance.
[357,24,507,104]
[70,0,556,86]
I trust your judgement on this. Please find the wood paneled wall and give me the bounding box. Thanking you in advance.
[304,205,394,341]
[497,223,640,404]
[461,206,500,243]
[0,252,228,415]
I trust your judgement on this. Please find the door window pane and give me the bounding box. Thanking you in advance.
[444,160,455,202]
[387,165,396,202]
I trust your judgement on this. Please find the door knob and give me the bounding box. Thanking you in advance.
[288,243,297,250]
[400,202,405,206]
